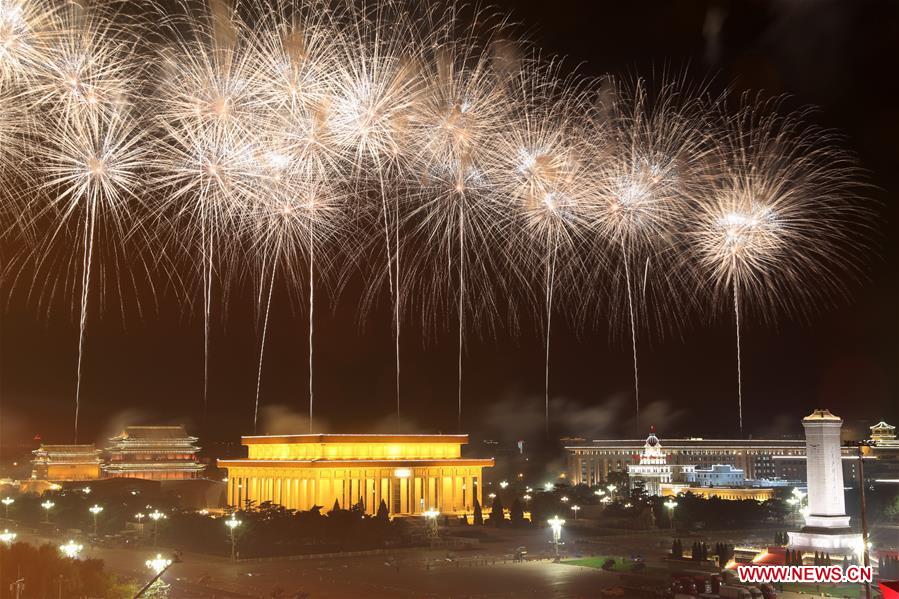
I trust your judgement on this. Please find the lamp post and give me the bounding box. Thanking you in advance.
[570,505,580,520]
[664,499,678,531]
[547,516,565,561]
[0,529,17,544]
[225,515,241,561]
[59,540,83,559]
[854,442,874,599]
[41,500,55,524]
[424,508,440,543]
[789,488,806,526]
[149,510,165,546]
[1,497,13,520]
[88,505,103,536]
[146,553,172,575]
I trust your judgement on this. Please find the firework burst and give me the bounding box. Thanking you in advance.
[690,95,871,433]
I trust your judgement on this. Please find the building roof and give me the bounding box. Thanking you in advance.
[34,444,99,453]
[111,426,195,441]
[803,409,842,422]
[566,438,806,450]
[219,458,493,469]
[241,433,470,445]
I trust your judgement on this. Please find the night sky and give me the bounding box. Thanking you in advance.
[1,0,897,448]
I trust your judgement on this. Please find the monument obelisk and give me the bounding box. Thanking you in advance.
[788,409,862,555]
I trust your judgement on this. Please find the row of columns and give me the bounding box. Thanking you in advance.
[228,469,482,515]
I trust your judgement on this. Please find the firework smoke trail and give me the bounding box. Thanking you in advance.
[620,240,640,413]
[308,218,314,433]
[252,247,278,433]
[732,270,742,434]
[73,195,96,441]
[543,238,557,437]
[457,203,464,431]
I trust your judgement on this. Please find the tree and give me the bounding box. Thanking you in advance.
[701,543,708,561]
[671,539,679,557]
[488,496,505,527]
[509,499,525,526]
[376,499,389,523]
[331,499,342,514]
[473,498,483,525]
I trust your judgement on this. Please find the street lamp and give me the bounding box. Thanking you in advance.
[88,505,103,536]
[664,499,678,531]
[146,553,172,575]
[225,515,241,560]
[149,510,165,546]
[499,480,509,489]
[560,495,569,503]
[543,482,554,492]
[41,500,55,523]
[594,489,605,497]
[1,497,13,520]
[135,512,146,523]
[423,508,440,541]
[570,505,581,520]
[547,516,565,561]
[59,540,83,559]
[0,529,16,544]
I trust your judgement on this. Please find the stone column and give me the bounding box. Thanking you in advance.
[803,410,850,528]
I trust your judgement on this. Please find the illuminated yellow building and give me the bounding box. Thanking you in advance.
[218,434,493,516]
[660,484,775,502]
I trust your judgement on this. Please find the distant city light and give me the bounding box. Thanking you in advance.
[0,529,16,544]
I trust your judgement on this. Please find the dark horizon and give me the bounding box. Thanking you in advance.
[1,0,897,448]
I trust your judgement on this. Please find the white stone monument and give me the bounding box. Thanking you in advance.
[787,409,862,555]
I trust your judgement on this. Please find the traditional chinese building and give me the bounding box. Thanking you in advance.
[218,434,494,516]
[32,444,101,481]
[102,426,205,480]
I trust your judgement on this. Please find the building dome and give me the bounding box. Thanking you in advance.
[646,426,660,447]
